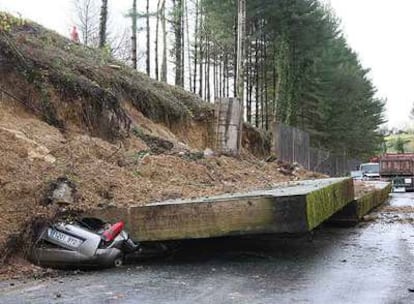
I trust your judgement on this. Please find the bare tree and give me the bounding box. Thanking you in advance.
[110,27,132,62]
[72,0,99,46]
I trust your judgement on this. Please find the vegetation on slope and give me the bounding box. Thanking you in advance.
[0,12,212,142]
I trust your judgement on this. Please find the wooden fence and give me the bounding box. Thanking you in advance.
[272,122,360,177]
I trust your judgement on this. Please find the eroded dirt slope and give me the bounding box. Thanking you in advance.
[0,13,324,278]
[0,97,322,270]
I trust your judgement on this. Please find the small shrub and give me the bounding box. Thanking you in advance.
[0,12,25,32]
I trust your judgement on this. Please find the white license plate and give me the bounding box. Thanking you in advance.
[48,229,83,248]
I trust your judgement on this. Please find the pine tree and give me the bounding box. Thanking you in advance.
[197,0,385,158]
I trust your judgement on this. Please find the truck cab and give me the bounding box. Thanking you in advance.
[359,162,380,180]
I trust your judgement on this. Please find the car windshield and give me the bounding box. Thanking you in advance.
[360,164,379,174]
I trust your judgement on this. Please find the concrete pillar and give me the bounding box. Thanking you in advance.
[271,121,281,157]
[214,98,243,155]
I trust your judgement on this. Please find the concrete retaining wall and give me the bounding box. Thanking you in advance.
[87,178,354,241]
[329,181,392,225]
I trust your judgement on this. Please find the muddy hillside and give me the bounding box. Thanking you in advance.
[0,13,323,265]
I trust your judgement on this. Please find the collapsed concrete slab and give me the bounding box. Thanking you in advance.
[88,178,354,241]
[329,181,391,225]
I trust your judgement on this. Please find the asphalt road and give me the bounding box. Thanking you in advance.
[1,193,413,304]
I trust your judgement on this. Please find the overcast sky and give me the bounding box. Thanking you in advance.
[1,0,413,128]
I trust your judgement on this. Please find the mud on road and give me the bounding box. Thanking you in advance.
[0,193,413,304]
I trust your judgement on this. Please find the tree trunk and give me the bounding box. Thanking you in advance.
[247,36,252,124]
[255,25,259,128]
[223,53,226,97]
[272,54,277,122]
[181,0,185,88]
[131,0,137,69]
[199,12,203,98]
[155,0,162,80]
[236,0,246,101]
[174,0,184,87]
[185,0,192,90]
[260,23,264,129]
[146,0,150,76]
[213,51,217,101]
[233,15,237,97]
[260,49,264,129]
[207,38,210,102]
[219,55,223,98]
[263,26,269,130]
[161,0,167,82]
[193,0,199,94]
[225,52,229,97]
[99,0,108,48]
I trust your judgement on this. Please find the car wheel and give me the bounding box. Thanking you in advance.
[113,257,123,268]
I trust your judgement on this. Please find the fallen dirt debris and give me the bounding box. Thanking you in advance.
[361,203,414,224]
[0,256,57,281]
[380,206,414,213]
[362,214,378,222]
[354,181,377,199]
[0,98,325,277]
[0,15,327,278]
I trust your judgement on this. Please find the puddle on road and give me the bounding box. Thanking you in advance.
[388,192,414,207]
[379,193,414,258]
[370,192,414,224]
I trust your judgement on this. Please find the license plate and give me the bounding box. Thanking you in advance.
[48,229,83,248]
[393,187,406,193]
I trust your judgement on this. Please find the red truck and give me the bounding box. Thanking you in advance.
[379,153,414,191]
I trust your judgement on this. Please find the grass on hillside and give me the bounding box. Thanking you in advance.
[0,12,212,141]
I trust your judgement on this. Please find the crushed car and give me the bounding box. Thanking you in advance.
[29,217,167,269]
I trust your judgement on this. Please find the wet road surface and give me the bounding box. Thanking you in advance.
[1,193,414,304]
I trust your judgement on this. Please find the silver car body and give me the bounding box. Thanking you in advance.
[30,220,130,269]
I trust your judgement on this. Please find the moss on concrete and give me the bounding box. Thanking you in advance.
[330,182,392,224]
[306,178,354,230]
[87,179,356,241]
[357,183,391,219]
[357,191,377,219]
